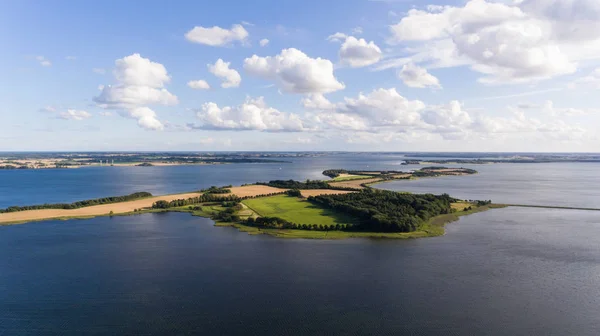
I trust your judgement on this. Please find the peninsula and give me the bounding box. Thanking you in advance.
[0,167,501,239]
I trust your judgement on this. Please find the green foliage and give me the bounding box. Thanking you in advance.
[308,189,455,232]
[0,192,153,213]
[476,200,492,206]
[151,194,240,209]
[202,186,232,194]
[286,189,302,197]
[322,169,347,178]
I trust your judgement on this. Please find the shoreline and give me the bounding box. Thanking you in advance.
[0,167,555,239]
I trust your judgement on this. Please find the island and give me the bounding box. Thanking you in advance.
[0,167,506,239]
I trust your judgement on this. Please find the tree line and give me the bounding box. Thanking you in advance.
[0,192,153,213]
[322,169,404,178]
[245,216,351,231]
[308,189,456,232]
[201,186,232,194]
[150,191,287,210]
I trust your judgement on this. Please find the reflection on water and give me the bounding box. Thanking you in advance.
[1,210,600,335]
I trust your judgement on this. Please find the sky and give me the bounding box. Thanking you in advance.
[1,0,599,152]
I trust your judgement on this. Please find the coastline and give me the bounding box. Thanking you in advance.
[0,168,511,239]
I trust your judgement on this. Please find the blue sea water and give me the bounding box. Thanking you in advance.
[1,153,600,335]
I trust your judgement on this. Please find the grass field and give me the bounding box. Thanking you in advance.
[242,195,357,226]
[330,174,375,182]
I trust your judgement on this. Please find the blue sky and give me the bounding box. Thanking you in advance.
[1,0,599,151]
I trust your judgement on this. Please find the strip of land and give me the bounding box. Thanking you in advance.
[0,166,507,240]
[0,185,286,225]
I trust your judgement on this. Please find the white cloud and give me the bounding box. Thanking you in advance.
[128,107,164,130]
[36,56,51,67]
[328,34,382,68]
[185,24,248,47]
[327,32,348,42]
[208,59,241,88]
[244,48,345,94]
[94,53,177,108]
[302,94,335,110]
[94,53,177,130]
[305,87,586,142]
[59,109,92,121]
[334,88,425,127]
[192,96,307,132]
[352,26,363,35]
[92,68,106,75]
[398,63,441,88]
[385,0,600,84]
[570,67,600,88]
[187,79,211,90]
[518,100,597,117]
[259,38,269,47]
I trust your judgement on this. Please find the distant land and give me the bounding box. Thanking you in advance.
[0,152,291,169]
[1,152,599,170]
[0,167,492,239]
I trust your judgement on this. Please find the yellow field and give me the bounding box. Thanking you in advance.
[0,192,202,224]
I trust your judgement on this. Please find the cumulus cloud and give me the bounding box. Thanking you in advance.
[94,53,178,130]
[208,59,241,88]
[398,63,441,88]
[305,87,586,141]
[187,79,210,90]
[259,38,269,47]
[59,109,92,121]
[244,48,345,94]
[191,96,307,132]
[185,24,248,46]
[36,56,51,67]
[302,94,335,110]
[328,33,382,68]
[385,0,600,84]
[127,107,164,130]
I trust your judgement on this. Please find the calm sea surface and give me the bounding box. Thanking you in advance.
[1,153,600,335]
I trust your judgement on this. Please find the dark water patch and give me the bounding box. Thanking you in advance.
[1,209,600,335]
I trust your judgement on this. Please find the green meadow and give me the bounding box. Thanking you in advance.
[242,195,357,226]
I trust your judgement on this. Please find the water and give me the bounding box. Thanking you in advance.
[379,162,600,208]
[2,153,600,334]
[2,154,599,209]
[0,154,409,208]
[1,210,599,335]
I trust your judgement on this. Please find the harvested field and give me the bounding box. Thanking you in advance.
[0,192,202,224]
[229,185,287,197]
[327,177,384,189]
[300,189,354,197]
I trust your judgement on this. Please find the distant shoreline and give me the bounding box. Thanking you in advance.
[3,166,595,239]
